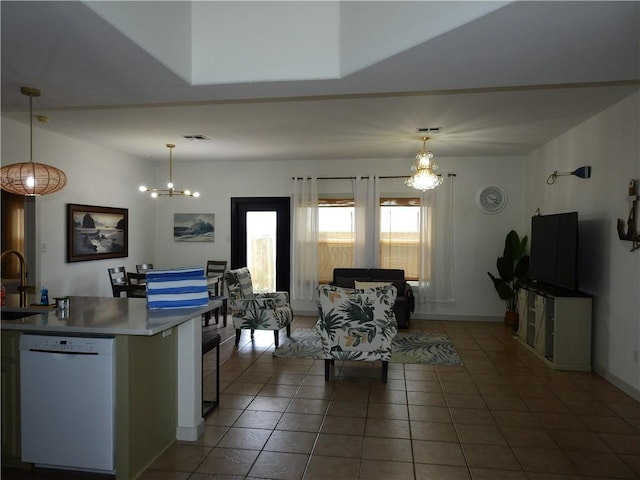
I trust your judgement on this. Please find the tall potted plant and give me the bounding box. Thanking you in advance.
[487,230,530,326]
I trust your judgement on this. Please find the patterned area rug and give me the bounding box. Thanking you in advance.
[274,329,462,365]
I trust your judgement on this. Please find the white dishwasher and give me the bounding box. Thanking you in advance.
[20,334,116,474]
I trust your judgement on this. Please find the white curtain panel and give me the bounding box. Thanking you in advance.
[418,176,455,303]
[353,175,380,268]
[291,177,319,301]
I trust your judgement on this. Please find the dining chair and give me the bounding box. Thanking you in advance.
[206,260,227,296]
[136,263,154,274]
[204,261,228,326]
[108,266,129,297]
[126,272,147,297]
[108,266,146,298]
[134,263,154,288]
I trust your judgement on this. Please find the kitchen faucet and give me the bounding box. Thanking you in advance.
[0,249,30,307]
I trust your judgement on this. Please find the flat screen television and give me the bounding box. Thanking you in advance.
[529,212,579,292]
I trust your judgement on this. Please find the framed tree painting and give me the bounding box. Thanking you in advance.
[67,203,128,262]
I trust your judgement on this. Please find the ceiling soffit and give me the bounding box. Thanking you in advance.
[83,1,510,86]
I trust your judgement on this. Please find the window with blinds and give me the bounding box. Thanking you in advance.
[318,198,420,283]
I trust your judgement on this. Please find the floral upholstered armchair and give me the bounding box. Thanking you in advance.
[316,284,398,382]
[224,267,292,347]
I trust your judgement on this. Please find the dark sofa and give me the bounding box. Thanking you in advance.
[332,268,414,328]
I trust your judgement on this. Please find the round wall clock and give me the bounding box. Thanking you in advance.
[476,184,508,214]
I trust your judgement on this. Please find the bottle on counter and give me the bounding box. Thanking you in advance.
[1,284,6,306]
[40,287,49,305]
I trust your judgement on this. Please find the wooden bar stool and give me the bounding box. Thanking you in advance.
[202,331,221,417]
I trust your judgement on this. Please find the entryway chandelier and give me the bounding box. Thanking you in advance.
[139,144,200,198]
[0,87,67,196]
[404,136,444,191]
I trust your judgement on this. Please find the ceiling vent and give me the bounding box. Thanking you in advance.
[416,127,441,134]
[182,135,208,141]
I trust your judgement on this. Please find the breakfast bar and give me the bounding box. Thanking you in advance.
[1,295,222,479]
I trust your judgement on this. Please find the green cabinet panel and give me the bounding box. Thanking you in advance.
[115,330,178,479]
[1,331,21,464]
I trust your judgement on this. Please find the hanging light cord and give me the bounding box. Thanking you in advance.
[168,143,174,190]
[28,92,35,193]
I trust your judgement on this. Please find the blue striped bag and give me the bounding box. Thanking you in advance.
[146,266,209,309]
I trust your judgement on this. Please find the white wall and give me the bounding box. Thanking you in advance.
[1,116,526,317]
[153,154,527,321]
[3,93,637,397]
[1,117,156,298]
[526,91,640,398]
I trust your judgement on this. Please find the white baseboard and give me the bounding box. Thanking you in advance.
[593,364,640,401]
[176,421,204,442]
[292,310,502,323]
[410,313,502,322]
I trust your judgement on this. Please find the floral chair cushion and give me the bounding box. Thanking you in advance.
[316,284,398,361]
[224,267,292,330]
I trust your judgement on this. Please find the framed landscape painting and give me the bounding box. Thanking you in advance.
[67,204,128,262]
[174,213,215,242]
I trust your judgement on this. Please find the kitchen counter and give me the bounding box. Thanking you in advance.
[1,295,223,479]
[1,295,221,336]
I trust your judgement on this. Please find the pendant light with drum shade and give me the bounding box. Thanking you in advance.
[0,87,67,196]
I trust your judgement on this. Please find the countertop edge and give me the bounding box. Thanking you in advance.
[1,297,221,336]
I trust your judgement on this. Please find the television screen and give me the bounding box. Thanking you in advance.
[529,212,579,292]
